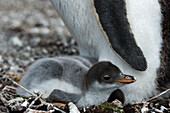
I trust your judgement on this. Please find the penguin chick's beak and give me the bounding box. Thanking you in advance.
[115,74,136,84]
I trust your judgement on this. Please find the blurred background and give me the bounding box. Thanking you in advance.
[0,0,78,78]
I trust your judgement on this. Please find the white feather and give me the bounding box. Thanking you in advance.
[77,81,121,107]
[28,79,82,98]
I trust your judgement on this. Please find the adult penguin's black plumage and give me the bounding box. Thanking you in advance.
[157,0,170,95]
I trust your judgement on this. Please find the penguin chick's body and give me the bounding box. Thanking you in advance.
[50,0,169,103]
[17,56,135,107]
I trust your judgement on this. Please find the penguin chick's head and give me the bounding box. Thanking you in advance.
[86,61,136,90]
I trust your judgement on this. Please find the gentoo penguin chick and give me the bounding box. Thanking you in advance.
[17,56,136,107]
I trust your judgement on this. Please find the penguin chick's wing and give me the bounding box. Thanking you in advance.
[91,0,147,71]
[17,58,63,95]
[46,89,81,104]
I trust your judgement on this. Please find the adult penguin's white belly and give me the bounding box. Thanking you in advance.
[119,0,162,102]
[51,0,163,103]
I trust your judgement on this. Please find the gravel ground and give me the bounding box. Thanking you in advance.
[0,1,169,113]
[0,0,78,77]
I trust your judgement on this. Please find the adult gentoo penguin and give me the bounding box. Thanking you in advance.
[50,0,170,103]
[17,56,136,107]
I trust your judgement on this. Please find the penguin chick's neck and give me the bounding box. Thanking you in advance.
[78,80,119,107]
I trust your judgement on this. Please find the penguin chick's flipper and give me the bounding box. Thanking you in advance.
[107,89,125,104]
[46,89,81,104]
[91,0,147,71]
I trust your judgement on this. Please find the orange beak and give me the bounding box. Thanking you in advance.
[114,74,136,84]
[115,78,136,83]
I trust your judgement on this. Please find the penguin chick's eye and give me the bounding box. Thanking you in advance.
[103,75,111,81]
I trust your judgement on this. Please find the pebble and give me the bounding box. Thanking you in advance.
[9,66,17,72]
[39,19,49,27]
[20,60,30,67]
[29,58,35,62]
[68,102,80,113]
[154,108,163,113]
[63,42,69,47]
[11,36,23,47]
[30,37,41,46]
[0,55,4,63]
[42,49,48,54]
[0,106,9,113]
[29,27,40,34]
[8,98,25,111]
[112,99,123,108]
[29,27,50,35]
[160,106,168,112]
[39,27,50,35]
[3,65,9,70]
[70,39,76,45]
[8,97,24,103]
[11,20,22,28]
[71,48,77,53]
[141,106,149,113]
[23,52,30,58]
[21,100,28,108]
[25,46,31,51]
[1,16,9,23]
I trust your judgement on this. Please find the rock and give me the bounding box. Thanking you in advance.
[29,27,50,35]
[20,60,30,67]
[160,106,168,112]
[25,46,31,51]
[154,108,163,113]
[141,106,149,113]
[8,98,24,111]
[11,20,22,28]
[112,99,123,108]
[3,64,9,71]
[42,48,48,54]
[68,102,80,113]
[9,66,17,73]
[0,105,9,113]
[39,27,50,35]
[30,37,41,46]
[39,19,49,27]
[11,36,23,47]
[21,100,29,108]
[1,16,9,23]
[0,55,4,63]
[29,27,40,34]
